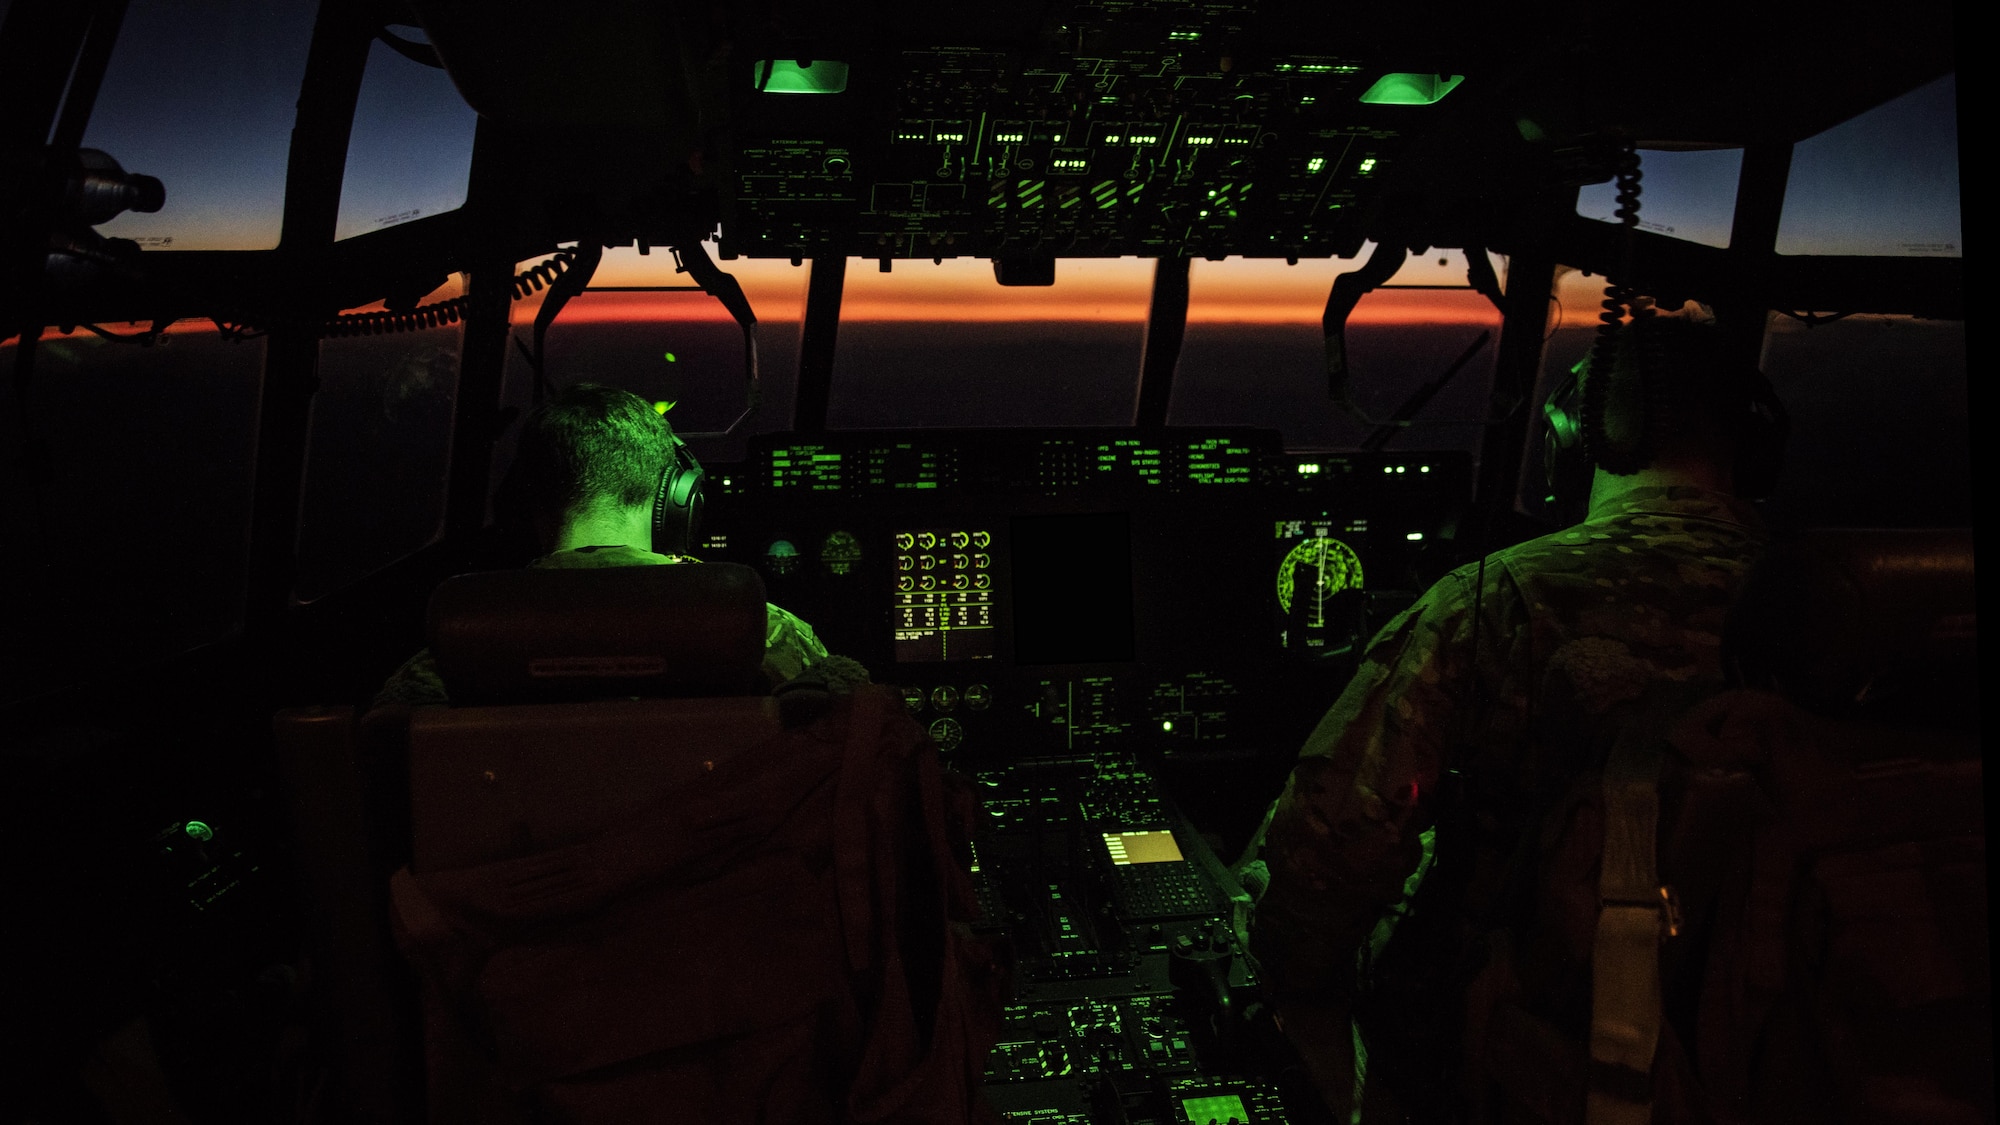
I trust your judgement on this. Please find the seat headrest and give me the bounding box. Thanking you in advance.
[1725,528,1976,729]
[428,563,768,705]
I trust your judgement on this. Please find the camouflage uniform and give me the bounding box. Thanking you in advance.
[1250,485,1765,1013]
[373,545,831,709]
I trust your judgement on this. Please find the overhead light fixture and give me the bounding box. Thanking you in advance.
[752,59,849,94]
[1359,73,1464,105]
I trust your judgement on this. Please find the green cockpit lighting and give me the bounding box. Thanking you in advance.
[662,351,677,362]
[184,821,214,842]
[752,59,850,94]
[1181,1093,1249,1124]
[1360,72,1464,105]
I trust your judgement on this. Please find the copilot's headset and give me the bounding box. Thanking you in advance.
[651,423,706,556]
[1541,313,1788,514]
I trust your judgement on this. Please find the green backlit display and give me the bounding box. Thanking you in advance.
[764,539,801,576]
[1181,1093,1249,1123]
[1275,533,1364,614]
[893,529,995,662]
[752,59,849,94]
[1185,437,1254,485]
[863,442,955,490]
[820,530,862,576]
[1095,439,1165,484]
[770,445,843,491]
[1359,72,1464,105]
[1275,516,1369,654]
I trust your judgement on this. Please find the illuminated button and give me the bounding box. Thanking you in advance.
[930,685,959,711]
[964,684,992,710]
[928,717,964,752]
[900,685,926,714]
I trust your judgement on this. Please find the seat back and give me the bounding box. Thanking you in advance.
[1724,526,1977,728]
[406,695,782,872]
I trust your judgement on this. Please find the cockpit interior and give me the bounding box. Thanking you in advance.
[1,1,1970,1123]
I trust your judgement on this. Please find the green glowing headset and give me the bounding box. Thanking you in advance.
[651,431,706,556]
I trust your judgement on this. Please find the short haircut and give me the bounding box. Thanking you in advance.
[513,383,673,523]
[1587,313,1772,471]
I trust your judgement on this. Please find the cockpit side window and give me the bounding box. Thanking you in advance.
[333,28,477,242]
[1777,73,1959,258]
[1576,148,1742,249]
[82,0,317,251]
[293,296,464,601]
[0,327,264,704]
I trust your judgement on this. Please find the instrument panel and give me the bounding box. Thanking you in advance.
[704,427,1470,763]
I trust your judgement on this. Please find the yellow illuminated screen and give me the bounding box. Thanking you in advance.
[1104,830,1184,865]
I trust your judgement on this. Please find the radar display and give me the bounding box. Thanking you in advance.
[1274,517,1367,654]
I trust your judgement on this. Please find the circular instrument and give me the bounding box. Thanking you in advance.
[1275,536,1363,626]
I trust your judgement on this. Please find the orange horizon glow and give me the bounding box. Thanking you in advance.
[15,252,1842,345]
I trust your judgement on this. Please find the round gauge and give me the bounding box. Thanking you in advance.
[1276,536,1364,624]
[764,538,801,576]
[928,717,965,753]
[930,685,959,712]
[963,683,992,711]
[899,685,926,714]
[820,529,862,576]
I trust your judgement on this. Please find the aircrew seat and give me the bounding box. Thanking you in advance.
[280,562,999,1125]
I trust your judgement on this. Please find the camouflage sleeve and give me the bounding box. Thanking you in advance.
[759,602,834,687]
[373,647,448,710]
[1250,570,1490,1003]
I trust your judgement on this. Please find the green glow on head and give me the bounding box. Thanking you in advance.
[751,59,850,94]
[653,400,675,415]
[184,821,214,842]
[1359,72,1464,105]
[1181,1094,1248,1124]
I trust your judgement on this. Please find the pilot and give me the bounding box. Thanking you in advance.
[374,382,850,707]
[1246,307,1785,1120]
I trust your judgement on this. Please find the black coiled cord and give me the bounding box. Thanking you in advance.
[1581,146,1654,474]
[317,248,581,338]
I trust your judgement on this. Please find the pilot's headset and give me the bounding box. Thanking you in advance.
[1542,312,1788,518]
[650,412,707,556]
